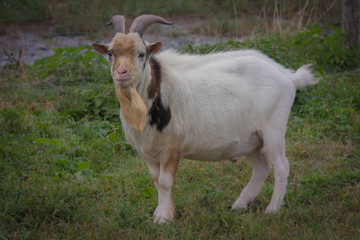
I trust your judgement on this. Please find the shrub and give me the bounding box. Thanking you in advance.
[32,46,111,85]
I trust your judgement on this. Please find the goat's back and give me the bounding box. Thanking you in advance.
[154,50,297,160]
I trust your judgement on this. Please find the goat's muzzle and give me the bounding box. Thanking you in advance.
[114,66,131,82]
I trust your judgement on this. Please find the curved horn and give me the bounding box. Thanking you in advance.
[130,15,173,37]
[106,15,125,33]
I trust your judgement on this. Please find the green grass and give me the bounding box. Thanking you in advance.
[1,27,359,239]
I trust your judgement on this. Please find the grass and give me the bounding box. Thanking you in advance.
[1,26,359,239]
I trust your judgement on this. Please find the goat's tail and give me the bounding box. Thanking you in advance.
[292,64,319,89]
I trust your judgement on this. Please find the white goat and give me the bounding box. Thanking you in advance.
[92,15,318,224]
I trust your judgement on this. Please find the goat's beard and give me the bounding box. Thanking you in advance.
[115,86,147,133]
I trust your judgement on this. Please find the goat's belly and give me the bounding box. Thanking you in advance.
[184,132,262,161]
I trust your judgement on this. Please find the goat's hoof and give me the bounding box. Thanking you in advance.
[153,207,174,224]
[154,215,173,224]
[231,204,248,212]
[153,204,174,224]
[264,205,279,214]
[231,199,250,212]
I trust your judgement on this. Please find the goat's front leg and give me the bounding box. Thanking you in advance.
[144,160,162,217]
[145,159,160,203]
[153,149,180,224]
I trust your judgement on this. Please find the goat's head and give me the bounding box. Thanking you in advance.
[92,15,172,133]
[92,15,172,88]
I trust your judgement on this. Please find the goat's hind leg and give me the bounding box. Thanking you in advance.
[232,149,271,211]
[262,130,289,213]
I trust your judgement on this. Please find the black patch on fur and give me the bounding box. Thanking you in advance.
[147,57,171,132]
[147,57,161,99]
[117,100,121,109]
[149,97,171,132]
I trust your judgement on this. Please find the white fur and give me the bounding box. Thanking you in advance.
[118,49,316,223]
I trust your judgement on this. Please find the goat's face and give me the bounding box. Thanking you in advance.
[92,33,162,88]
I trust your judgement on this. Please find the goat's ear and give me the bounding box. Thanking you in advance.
[92,43,108,54]
[147,42,162,55]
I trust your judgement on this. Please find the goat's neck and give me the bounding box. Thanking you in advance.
[135,61,152,104]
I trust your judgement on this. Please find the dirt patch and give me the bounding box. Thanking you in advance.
[1,24,96,66]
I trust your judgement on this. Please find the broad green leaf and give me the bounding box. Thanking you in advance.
[36,138,51,144]
[108,132,119,143]
[76,162,91,170]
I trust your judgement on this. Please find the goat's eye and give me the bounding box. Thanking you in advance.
[107,51,113,59]
[138,52,145,59]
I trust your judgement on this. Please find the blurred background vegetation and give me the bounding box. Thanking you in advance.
[0,0,344,36]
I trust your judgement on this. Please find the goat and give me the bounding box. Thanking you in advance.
[92,15,318,224]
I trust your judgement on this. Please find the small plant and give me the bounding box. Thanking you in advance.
[289,25,359,71]
[57,84,118,121]
[183,25,359,72]
[33,46,111,85]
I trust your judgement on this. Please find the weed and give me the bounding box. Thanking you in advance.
[32,46,110,85]
[183,25,360,72]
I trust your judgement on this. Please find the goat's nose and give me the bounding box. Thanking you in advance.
[117,67,128,75]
